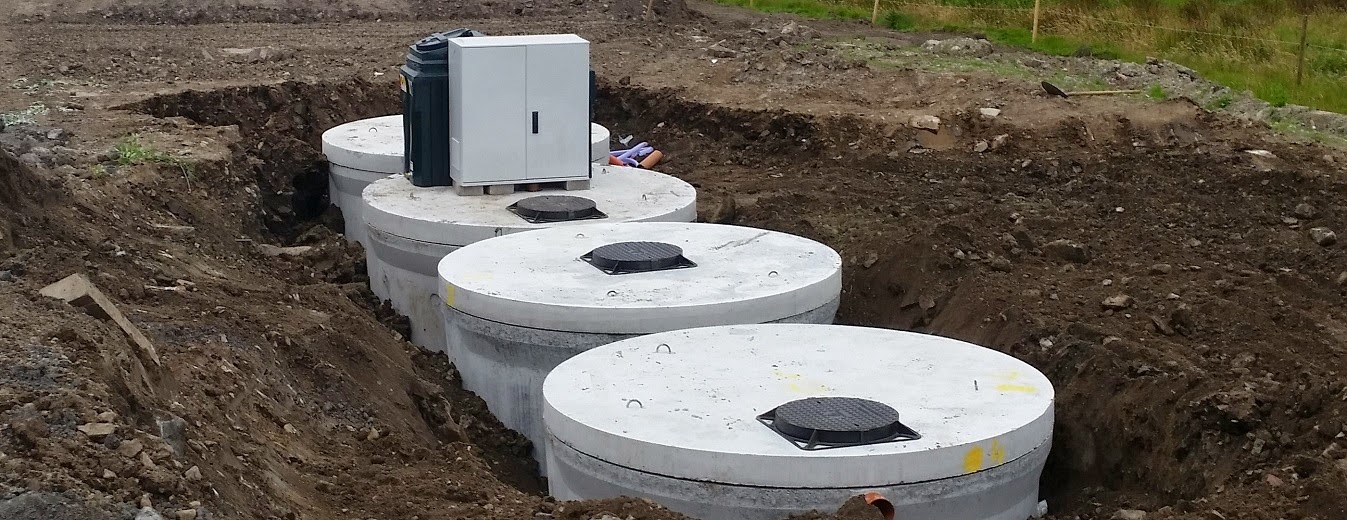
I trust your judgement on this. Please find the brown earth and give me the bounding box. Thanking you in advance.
[0,1,1346,520]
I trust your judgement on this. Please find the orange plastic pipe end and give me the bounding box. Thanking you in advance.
[863,492,896,520]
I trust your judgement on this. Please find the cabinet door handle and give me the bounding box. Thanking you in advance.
[532,111,539,134]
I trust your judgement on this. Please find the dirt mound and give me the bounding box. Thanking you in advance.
[125,79,399,239]
[610,0,693,21]
[597,82,1347,519]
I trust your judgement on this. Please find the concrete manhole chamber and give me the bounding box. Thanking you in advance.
[542,324,1055,520]
[362,166,696,351]
[437,222,844,467]
[321,115,403,247]
[322,115,612,247]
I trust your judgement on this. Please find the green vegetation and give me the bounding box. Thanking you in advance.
[715,0,1347,112]
[1146,84,1167,100]
[113,135,178,166]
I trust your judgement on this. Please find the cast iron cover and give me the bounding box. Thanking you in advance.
[581,241,696,275]
[507,195,607,224]
[757,397,920,450]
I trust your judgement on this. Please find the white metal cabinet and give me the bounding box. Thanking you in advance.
[448,35,591,187]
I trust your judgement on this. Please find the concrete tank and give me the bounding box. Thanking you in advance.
[543,324,1055,520]
[438,223,843,468]
[363,165,696,352]
[322,116,612,246]
[322,115,403,247]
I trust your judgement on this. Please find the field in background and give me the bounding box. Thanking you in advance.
[715,0,1347,113]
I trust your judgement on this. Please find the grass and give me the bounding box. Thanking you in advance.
[1146,84,1168,100]
[113,135,178,166]
[714,0,1347,113]
[110,134,195,186]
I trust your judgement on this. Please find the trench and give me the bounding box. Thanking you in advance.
[126,77,1279,517]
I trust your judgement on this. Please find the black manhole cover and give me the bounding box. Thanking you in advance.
[581,241,696,275]
[757,397,920,450]
[507,195,607,223]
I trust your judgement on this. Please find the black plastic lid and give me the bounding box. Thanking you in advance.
[407,28,486,61]
[506,195,607,224]
[757,397,921,451]
[581,242,697,275]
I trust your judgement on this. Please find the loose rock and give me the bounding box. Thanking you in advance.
[973,140,989,153]
[176,509,197,520]
[1293,203,1318,220]
[1149,263,1172,275]
[979,108,1002,118]
[909,115,941,130]
[118,439,144,458]
[1112,510,1146,520]
[1102,295,1134,310]
[77,422,117,439]
[1309,227,1337,246]
[157,415,188,456]
[184,466,202,481]
[1042,239,1091,263]
[707,44,737,58]
[135,507,164,520]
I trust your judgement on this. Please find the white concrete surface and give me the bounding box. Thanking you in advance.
[543,324,1054,487]
[591,123,610,163]
[324,117,611,246]
[444,298,838,473]
[364,164,694,246]
[547,435,1049,520]
[322,115,404,246]
[438,223,841,334]
[363,165,696,352]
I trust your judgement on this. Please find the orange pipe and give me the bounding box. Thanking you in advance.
[864,492,896,520]
[638,150,664,169]
[608,155,623,166]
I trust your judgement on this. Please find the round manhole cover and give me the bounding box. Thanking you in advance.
[761,397,919,450]
[507,195,606,223]
[583,241,696,275]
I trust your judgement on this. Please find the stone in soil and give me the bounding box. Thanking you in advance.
[77,422,117,439]
[707,44,737,58]
[1293,203,1318,219]
[1309,227,1336,246]
[909,115,941,130]
[118,439,144,457]
[979,108,1001,118]
[1042,239,1091,263]
[1149,263,1172,275]
[1112,510,1147,520]
[1102,294,1134,310]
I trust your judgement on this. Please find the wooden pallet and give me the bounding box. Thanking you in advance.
[452,178,592,196]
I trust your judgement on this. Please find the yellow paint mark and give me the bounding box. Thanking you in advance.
[963,445,985,473]
[444,284,456,307]
[995,383,1039,393]
[773,369,830,393]
[989,439,1007,465]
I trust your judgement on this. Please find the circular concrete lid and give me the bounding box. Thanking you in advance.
[364,164,696,248]
[543,324,1055,487]
[591,124,610,162]
[323,117,610,173]
[321,115,404,174]
[438,223,840,333]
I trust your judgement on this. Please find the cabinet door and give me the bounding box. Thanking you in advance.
[524,43,590,181]
[451,44,527,185]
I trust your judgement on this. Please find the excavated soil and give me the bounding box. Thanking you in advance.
[1,1,1346,520]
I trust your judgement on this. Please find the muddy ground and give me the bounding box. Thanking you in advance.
[0,1,1346,519]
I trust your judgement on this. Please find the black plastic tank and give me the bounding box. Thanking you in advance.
[401,28,484,187]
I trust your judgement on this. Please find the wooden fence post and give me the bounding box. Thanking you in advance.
[1296,14,1309,86]
[1032,0,1042,43]
[872,0,882,25]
